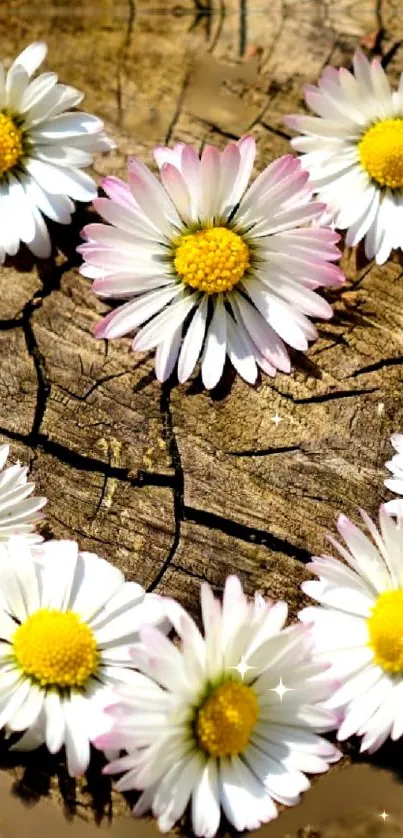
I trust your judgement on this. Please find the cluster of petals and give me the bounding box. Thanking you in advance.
[96,576,340,837]
[0,41,112,261]
[0,536,166,777]
[79,139,343,389]
[384,433,403,516]
[0,445,46,542]
[300,506,403,753]
[286,50,403,265]
[0,437,403,834]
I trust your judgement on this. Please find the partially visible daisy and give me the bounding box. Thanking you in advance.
[78,137,343,389]
[0,41,113,261]
[0,537,167,777]
[384,434,403,516]
[300,507,403,754]
[0,444,46,542]
[96,576,340,837]
[285,51,403,265]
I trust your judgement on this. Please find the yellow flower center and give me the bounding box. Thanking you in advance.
[13,609,99,688]
[359,118,403,189]
[0,113,23,177]
[196,680,258,757]
[367,590,403,673]
[174,227,250,295]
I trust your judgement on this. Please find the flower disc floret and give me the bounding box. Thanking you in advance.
[195,679,259,756]
[359,119,403,189]
[367,590,403,673]
[0,113,23,176]
[13,608,99,688]
[174,227,250,294]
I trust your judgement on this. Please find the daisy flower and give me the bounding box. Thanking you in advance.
[96,576,340,837]
[384,434,403,516]
[78,137,344,389]
[300,507,403,753]
[285,51,403,265]
[0,537,166,777]
[0,41,113,262]
[0,444,46,542]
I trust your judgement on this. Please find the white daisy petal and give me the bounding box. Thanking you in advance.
[178,297,208,384]
[12,42,47,77]
[201,296,227,390]
[191,760,220,838]
[44,690,65,754]
[155,326,183,383]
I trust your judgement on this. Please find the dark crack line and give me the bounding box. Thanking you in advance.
[226,445,301,457]
[165,72,191,145]
[260,121,292,141]
[0,317,23,331]
[22,313,50,439]
[171,561,208,582]
[239,0,247,56]
[268,385,379,405]
[183,506,312,564]
[10,253,78,440]
[350,356,403,378]
[58,371,131,402]
[147,383,184,592]
[207,0,225,53]
[116,0,136,127]
[0,424,174,489]
[375,0,385,55]
[210,125,240,142]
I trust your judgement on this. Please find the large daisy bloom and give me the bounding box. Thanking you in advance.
[0,445,46,542]
[78,137,344,389]
[300,508,403,753]
[0,41,113,262]
[0,537,166,777]
[285,51,403,265]
[96,576,340,837]
[384,434,403,516]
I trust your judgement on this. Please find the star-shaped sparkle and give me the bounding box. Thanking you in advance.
[271,413,282,426]
[269,677,293,701]
[231,656,255,680]
[379,810,389,822]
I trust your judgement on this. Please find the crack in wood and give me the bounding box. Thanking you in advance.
[116,0,136,127]
[0,423,175,489]
[226,445,301,457]
[268,385,380,405]
[239,0,247,56]
[351,356,403,378]
[147,382,184,591]
[183,506,312,563]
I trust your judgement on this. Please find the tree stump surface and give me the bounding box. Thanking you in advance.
[0,0,403,832]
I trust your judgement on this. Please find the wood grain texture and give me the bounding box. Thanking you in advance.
[0,0,402,831]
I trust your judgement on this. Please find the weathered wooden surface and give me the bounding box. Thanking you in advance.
[1,0,403,831]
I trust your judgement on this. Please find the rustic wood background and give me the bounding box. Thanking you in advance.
[0,0,403,832]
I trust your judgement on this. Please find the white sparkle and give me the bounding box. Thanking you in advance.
[231,656,255,680]
[269,677,293,702]
[379,810,389,822]
[271,413,282,426]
